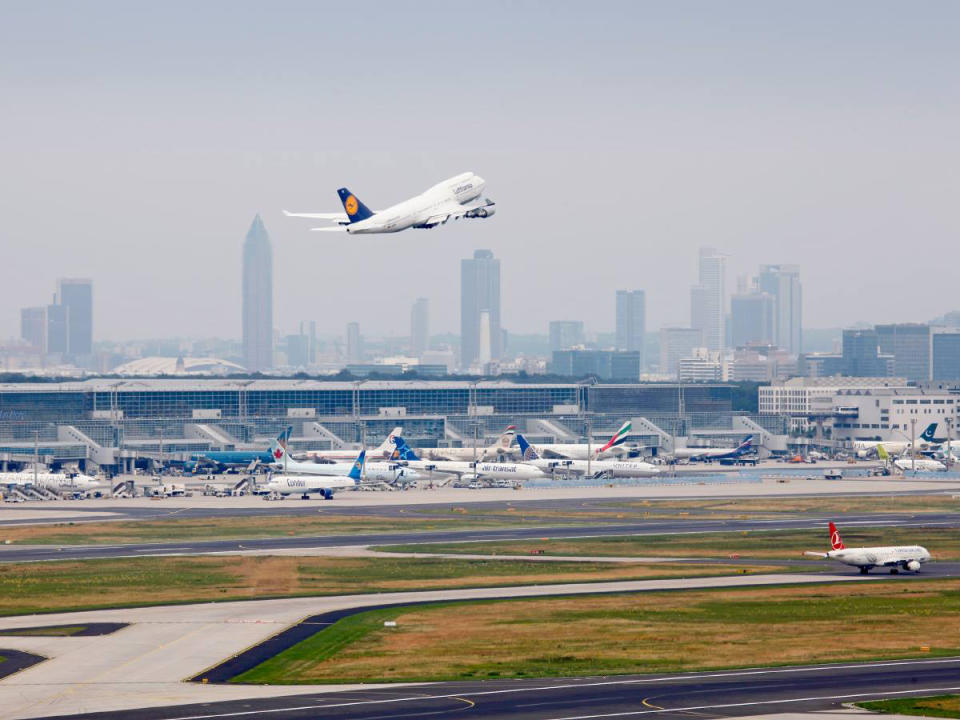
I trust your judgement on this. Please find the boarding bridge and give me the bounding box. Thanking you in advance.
[527,418,577,442]
[302,422,351,450]
[732,416,786,454]
[186,424,237,451]
[57,426,115,468]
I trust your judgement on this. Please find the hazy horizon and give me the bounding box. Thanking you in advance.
[3,1,958,343]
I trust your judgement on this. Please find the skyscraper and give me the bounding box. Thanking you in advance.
[875,323,931,383]
[58,278,93,358]
[241,215,273,372]
[346,322,362,363]
[730,292,774,347]
[842,329,887,377]
[757,264,802,354]
[549,321,585,352]
[46,303,69,355]
[660,327,703,377]
[20,307,46,353]
[615,290,646,367]
[410,298,429,357]
[460,249,501,368]
[690,248,725,352]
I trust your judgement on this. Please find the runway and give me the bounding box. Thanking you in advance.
[1,511,958,563]
[34,656,960,719]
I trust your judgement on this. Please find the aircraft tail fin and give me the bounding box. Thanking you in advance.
[828,521,846,550]
[516,434,540,461]
[876,443,890,461]
[735,435,754,454]
[375,427,403,459]
[597,421,632,454]
[348,450,366,482]
[268,426,293,466]
[921,423,939,442]
[337,188,375,223]
[392,436,420,462]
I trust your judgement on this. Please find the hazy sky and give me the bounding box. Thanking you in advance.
[2,1,958,342]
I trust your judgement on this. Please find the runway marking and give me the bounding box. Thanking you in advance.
[149,657,960,720]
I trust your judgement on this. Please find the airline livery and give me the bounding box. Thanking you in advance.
[876,443,946,472]
[516,433,659,478]
[391,436,546,482]
[804,522,931,574]
[284,172,495,234]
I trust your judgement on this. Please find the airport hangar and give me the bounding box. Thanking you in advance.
[0,378,788,473]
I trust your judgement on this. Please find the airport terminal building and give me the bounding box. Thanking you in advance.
[0,378,782,471]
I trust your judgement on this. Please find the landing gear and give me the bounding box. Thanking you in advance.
[859,567,870,574]
[890,568,899,574]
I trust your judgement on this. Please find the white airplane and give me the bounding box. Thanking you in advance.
[0,471,106,494]
[262,451,365,499]
[853,423,945,458]
[295,427,403,462]
[391,436,546,483]
[516,434,659,478]
[804,521,931,575]
[670,436,754,462]
[284,172,495,234]
[410,426,519,462]
[269,435,415,484]
[876,444,946,473]
[522,421,635,460]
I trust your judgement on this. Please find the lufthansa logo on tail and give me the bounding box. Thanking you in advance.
[345,195,359,215]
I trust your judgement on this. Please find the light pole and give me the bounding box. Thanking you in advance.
[946,416,954,466]
[911,417,916,474]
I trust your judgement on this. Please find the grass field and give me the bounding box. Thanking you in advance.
[858,695,960,717]
[0,554,791,616]
[0,625,88,637]
[233,579,960,684]
[377,526,960,562]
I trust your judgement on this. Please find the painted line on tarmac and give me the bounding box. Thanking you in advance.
[154,657,960,720]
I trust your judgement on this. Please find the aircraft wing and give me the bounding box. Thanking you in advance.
[283,210,349,222]
[310,226,348,233]
[541,448,573,459]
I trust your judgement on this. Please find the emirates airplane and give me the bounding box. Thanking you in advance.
[804,522,931,575]
[284,172,495,234]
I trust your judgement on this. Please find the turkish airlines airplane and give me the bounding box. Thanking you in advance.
[516,434,659,478]
[284,172,495,234]
[804,522,931,574]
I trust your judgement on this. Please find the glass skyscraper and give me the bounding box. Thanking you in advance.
[757,264,802,355]
[615,290,646,367]
[410,298,429,357]
[58,278,93,358]
[241,215,273,372]
[690,248,725,352]
[875,323,931,383]
[460,249,501,368]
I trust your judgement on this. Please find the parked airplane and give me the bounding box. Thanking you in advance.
[804,521,931,574]
[876,443,946,472]
[262,451,365,499]
[184,427,291,473]
[670,436,754,462]
[284,172,495,234]
[853,423,946,458]
[391,436,546,483]
[296,427,403,462]
[522,421,634,460]
[406,426,519,462]
[269,432,415,484]
[0,471,106,494]
[516,434,659,478]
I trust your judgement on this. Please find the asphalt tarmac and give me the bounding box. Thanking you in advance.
[1,511,957,563]
[41,656,960,719]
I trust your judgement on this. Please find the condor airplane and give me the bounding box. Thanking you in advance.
[284,172,495,234]
[804,521,931,574]
[262,451,365,499]
[516,434,659,478]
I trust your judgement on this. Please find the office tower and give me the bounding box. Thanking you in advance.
[875,323,931,383]
[346,321,362,363]
[730,292,774,347]
[551,350,641,380]
[933,331,960,381]
[660,327,703,377]
[410,298,429,357]
[309,320,317,364]
[57,278,93,358]
[690,248,725,352]
[241,214,273,372]
[615,290,646,366]
[286,334,309,368]
[549,321,585,352]
[842,329,888,377]
[479,311,492,365]
[757,264,802,354]
[46,303,69,355]
[20,307,46,353]
[460,249,501,368]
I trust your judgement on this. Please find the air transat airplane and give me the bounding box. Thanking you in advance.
[262,451,365,499]
[284,172,495,234]
[804,522,931,574]
[670,436,754,461]
[523,422,634,460]
[269,432,415,483]
[391,436,546,482]
[516,434,659,478]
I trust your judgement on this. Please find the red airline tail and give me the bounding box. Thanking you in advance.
[828,522,845,550]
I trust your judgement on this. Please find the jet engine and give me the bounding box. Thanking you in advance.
[906,560,921,572]
[466,205,496,219]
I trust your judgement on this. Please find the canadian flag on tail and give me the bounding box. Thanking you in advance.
[828,521,846,550]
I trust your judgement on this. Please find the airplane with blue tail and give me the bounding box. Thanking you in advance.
[391,436,546,483]
[261,450,366,499]
[670,436,754,462]
[184,427,292,473]
[516,434,659,478]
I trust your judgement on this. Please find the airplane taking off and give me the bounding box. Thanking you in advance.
[283,172,495,234]
[670,436,754,462]
[804,521,931,574]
